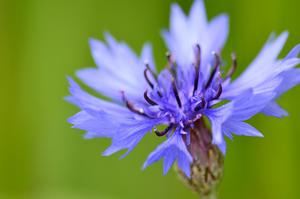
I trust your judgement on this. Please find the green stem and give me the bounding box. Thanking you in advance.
[200,192,217,199]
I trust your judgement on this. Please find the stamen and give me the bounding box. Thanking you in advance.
[144,63,163,98]
[211,84,223,100]
[144,68,154,89]
[205,52,221,90]
[172,79,182,108]
[166,52,177,77]
[144,91,158,106]
[165,53,182,107]
[166,52,172,65]
[154,123,174,137]
[121,91,147,116]
[193,44,201,95]
[194,97,206,112]
[145,63,158,80]
[225,53,237,79]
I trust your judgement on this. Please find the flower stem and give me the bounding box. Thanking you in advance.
[200,192,217,199]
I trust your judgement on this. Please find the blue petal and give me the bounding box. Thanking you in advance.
[285,44,300,59]
[78,34,154,101]
[163,153,176,175]
[201,14,229,80]
[205,90,275,153]
[143,129,193,177]
[228,91,275,121]
[223,32,288,98]
[275,67,300,97]
[223,121,263,137]
[223,42,300,119]
[206,14,229,53]
[217,141,227,155]
[250,32,288,70]
[189,0,207,30]
[141,43,156,71]
[262,68,300,117]
[67,77,141,139]
[68,111,119,138]
[102,119,162,158]
[205,107,231,154]
[261,101,288,118]
[169,3,189,45]
[67,77,128,114]
[243,32,288,79]
[163,0,229,85]
[76,68,143,102]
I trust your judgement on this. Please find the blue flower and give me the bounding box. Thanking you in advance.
[67,0,300,178]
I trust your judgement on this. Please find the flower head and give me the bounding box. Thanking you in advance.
[67,0,300,178]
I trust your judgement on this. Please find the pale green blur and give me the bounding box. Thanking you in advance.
[0,0,300,198]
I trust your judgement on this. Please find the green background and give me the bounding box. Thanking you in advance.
[1,0,300,198]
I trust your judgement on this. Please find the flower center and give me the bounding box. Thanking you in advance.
[121,45,238,137]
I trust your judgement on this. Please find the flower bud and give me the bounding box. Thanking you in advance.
[176,118,224,198]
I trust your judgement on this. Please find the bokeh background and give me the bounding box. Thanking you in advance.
[1,0,300,198]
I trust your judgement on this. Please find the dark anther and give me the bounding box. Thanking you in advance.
[154,123,174,137]
[144,68,154,89]
[166,52,172,64]
[172,79,182,108]
[194,97,206,111]
[205,52,221,90]
[166,52,172,70]
[225,53,237,79]
[121,91,147,116]
[211,84,223,101]
[144,91,158,106]
[166,52,177,77]
[193,44,201,95]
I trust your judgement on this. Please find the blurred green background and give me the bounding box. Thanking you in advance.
[1,0,300,198]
